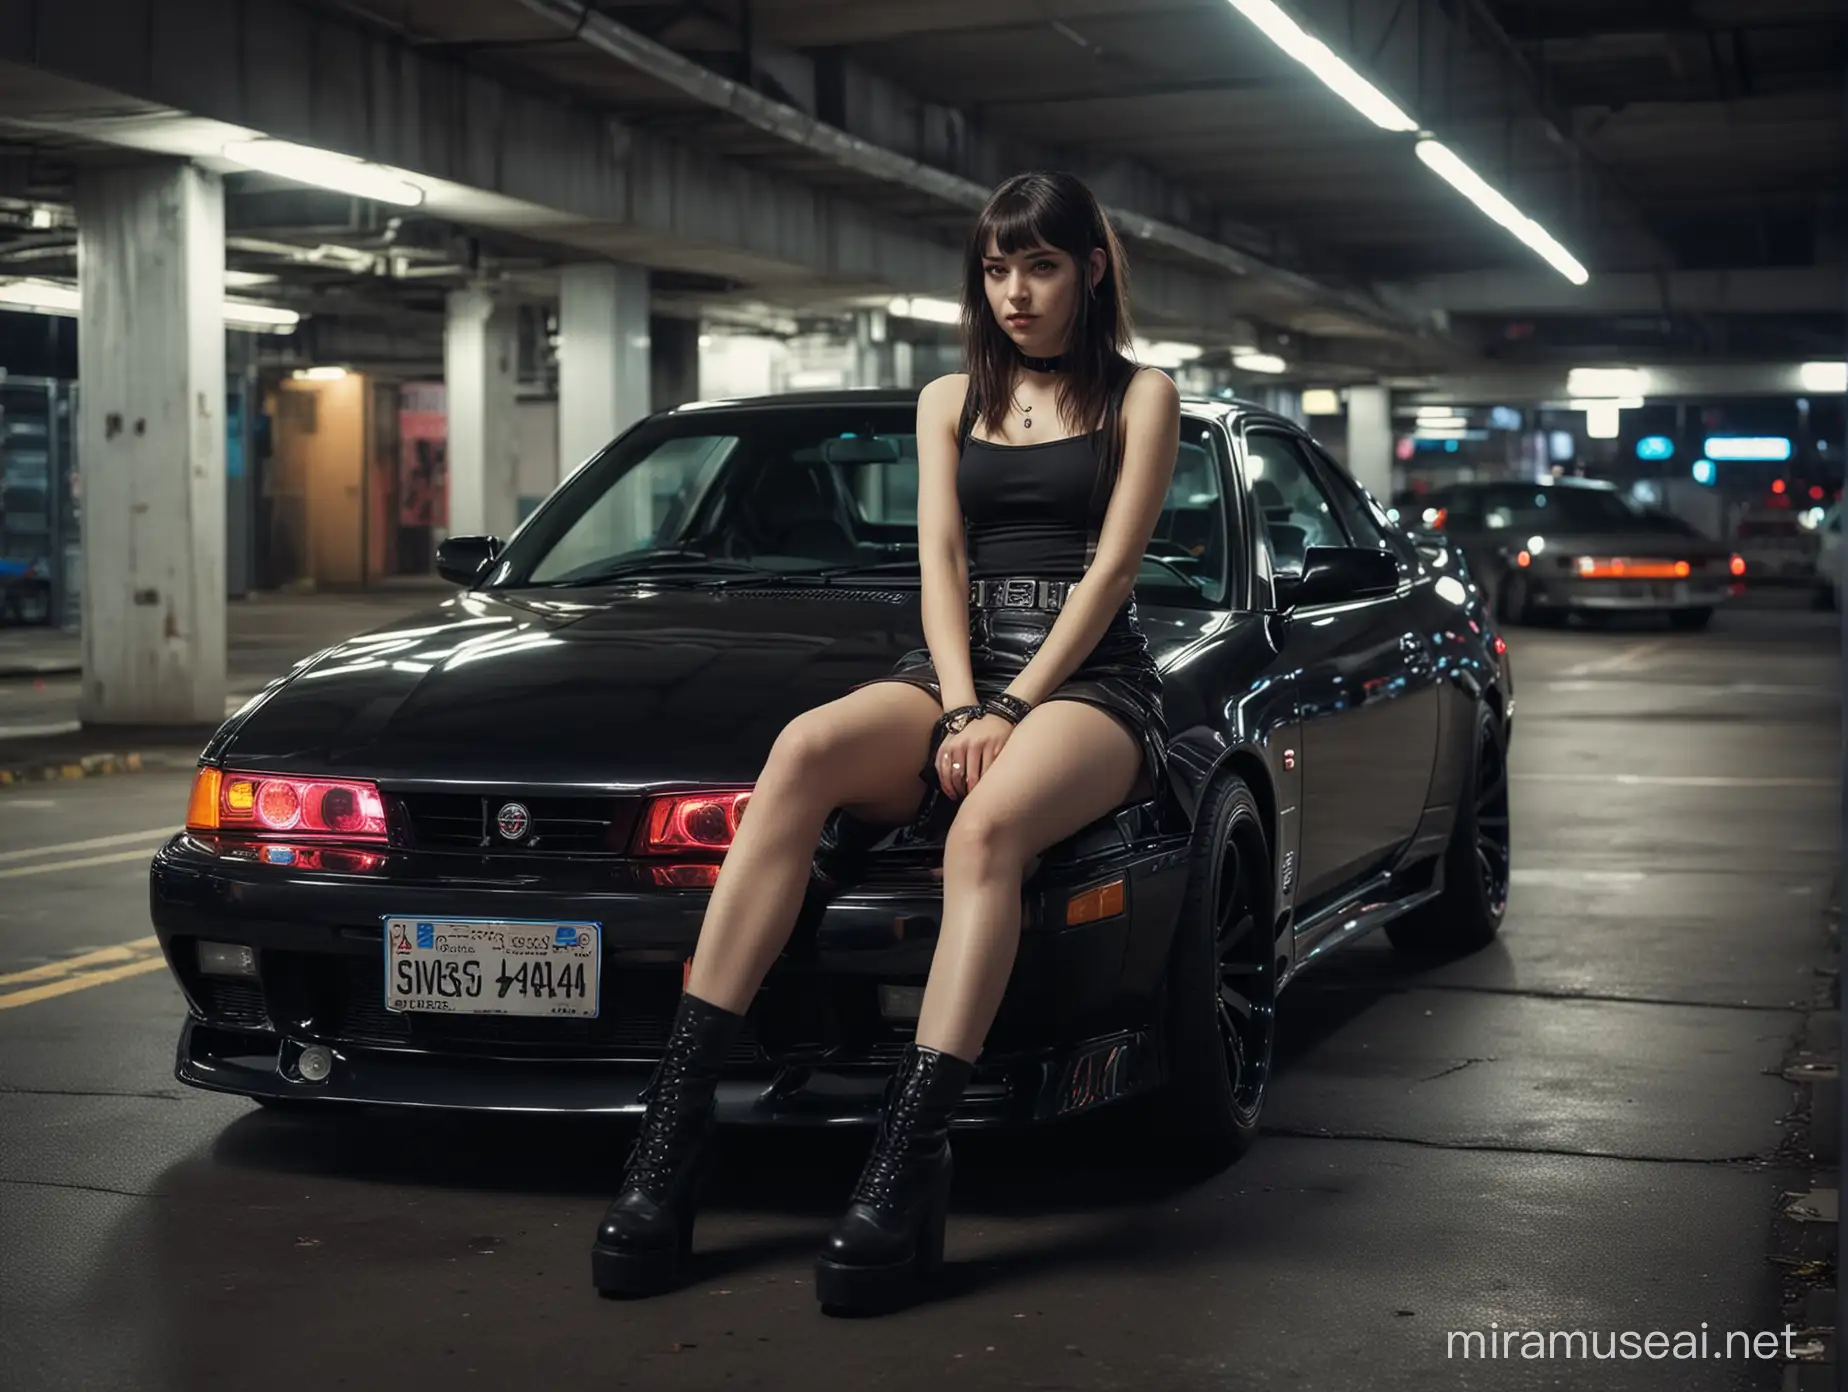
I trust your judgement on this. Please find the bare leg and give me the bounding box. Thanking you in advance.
[685,681,942,1013]
[912,701,1145,1063]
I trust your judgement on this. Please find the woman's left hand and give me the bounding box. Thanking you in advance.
[936,713,1015,799]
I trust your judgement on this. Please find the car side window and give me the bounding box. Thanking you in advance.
[1239,431,1349,574]
[1306,443,1405,558]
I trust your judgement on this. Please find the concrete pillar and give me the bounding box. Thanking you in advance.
[558,262,650,481]
[74,161,226,726]
[649,315,700,413]
[1345,384,1394,503]
[444,287,518,540]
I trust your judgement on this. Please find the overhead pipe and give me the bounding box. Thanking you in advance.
[508,0,1426,339]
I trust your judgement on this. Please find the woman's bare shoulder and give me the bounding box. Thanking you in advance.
[917,373,971,436]
[1123,365,1180,412]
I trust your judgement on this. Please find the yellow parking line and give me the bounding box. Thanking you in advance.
[0,848,161,880]
[0,936,161,988]
[0,956,170,1011]
[0,828,176,863]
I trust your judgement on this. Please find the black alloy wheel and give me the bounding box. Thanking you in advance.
[1150,774,1276,1167]
[1386,700,1510,956]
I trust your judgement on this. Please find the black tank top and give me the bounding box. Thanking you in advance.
[954,366,1135,581]
[958,430,1108,579]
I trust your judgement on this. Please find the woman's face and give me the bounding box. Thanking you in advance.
[982,236,1105,359]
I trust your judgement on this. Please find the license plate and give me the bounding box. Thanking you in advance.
[383,916,601,1018]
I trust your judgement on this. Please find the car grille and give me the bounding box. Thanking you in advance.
[722,587,910,604]
[193,977,270,1031]
[275,952,763,1064]
[393,793,643,855]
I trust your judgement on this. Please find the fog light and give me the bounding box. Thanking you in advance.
[878,985,924,1022]
[197,940,257,978]
[1066,877,1127,926]
[297,1045,333,1083]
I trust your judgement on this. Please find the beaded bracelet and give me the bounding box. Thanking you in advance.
[981,692,1033,726]
[934,704,984,740]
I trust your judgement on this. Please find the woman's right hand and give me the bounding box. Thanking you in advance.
[936,714,1014,799]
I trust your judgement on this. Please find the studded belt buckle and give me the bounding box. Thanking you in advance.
[1001,578,1037,608]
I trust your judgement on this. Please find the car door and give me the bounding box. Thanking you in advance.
[1240,427,1438,908]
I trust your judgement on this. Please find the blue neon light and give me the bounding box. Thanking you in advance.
[1691,459,1716,485]
[1636,436,1674,461]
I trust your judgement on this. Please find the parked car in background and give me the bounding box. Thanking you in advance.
[1733,507,1822,585]
[1412,477,1744,630]
[148,390,1513,1169]
[1814,503,1842,609]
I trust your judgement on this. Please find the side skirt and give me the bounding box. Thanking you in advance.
[1279,865,1444,992]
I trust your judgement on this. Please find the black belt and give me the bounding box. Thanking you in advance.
[969,577,1079,612]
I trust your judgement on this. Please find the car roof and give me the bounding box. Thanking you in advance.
[662,386,1293,432]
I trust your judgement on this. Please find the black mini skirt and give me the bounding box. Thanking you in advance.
[853,595,1171,822]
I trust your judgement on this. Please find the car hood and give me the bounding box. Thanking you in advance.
[209,585,1220,787]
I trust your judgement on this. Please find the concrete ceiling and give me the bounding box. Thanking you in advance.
[0,0,1839,374]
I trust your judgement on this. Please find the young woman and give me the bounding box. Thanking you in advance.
[591,169,1182,1314]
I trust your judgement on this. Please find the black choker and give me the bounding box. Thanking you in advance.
[1018,350,1065,372]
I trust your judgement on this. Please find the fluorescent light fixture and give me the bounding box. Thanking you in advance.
[223,269,279,288]
[1582,400,1622,439]
[1567,397,1644,413]
[1132,337,1205,368]
[1567,367,1646,398]
[223,298,301,330]
[1415,139,1589,286]
[1416,405,1464,421]
[1799,360,1846,394]
[1227,0,1417,132]
[886,295,960,324]
[1300,388,1341,415]
[222,139,426,207]
[292,366,349,381]
[0,278,80,314]
[1704,436,1792,462]
[1233,352,1287,374]
[0,278,299,333]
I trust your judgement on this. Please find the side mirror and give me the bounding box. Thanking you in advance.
[436,535,503,586]
[1275,545,1400,610]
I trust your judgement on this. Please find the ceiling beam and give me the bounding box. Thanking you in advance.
[508,0,1430,338]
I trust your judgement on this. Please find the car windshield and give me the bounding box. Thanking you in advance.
[1466,484,1649,533]
[487,405,1235,607]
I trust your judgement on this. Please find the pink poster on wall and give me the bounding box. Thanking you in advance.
[398,382,448,531]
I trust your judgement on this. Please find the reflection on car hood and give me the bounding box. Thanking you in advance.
[210,586,1218,785]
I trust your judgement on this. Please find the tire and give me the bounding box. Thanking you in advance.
[1385,701,1510,957]
[1668,607,1713,631]
[1147,774,1276,1169]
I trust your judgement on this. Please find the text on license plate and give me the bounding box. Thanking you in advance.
[384,916,601,1018]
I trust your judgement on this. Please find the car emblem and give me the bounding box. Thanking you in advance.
[496,802,531,840]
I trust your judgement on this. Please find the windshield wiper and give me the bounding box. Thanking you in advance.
[787,559,925,580]
[534,550,777,587]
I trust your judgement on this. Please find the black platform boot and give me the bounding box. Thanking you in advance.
[815,1042,975,1314]
[591,991,744,1297]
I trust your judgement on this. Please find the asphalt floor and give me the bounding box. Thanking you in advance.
[0,590,1838,1391]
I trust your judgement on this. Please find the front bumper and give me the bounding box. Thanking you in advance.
[150,831,1191,1126]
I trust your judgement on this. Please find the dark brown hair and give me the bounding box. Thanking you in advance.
[959,171,1137,488]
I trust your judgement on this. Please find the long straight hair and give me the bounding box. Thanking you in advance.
[959,171,1138,493]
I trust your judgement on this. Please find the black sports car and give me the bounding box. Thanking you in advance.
[150,390,1514,1163]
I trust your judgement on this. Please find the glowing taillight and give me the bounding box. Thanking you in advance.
[635,790,753,855]
[187,769,389,841]
[1730,554,1747,576]
[1673,560,1691,578]
[1515,550,1531,568]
